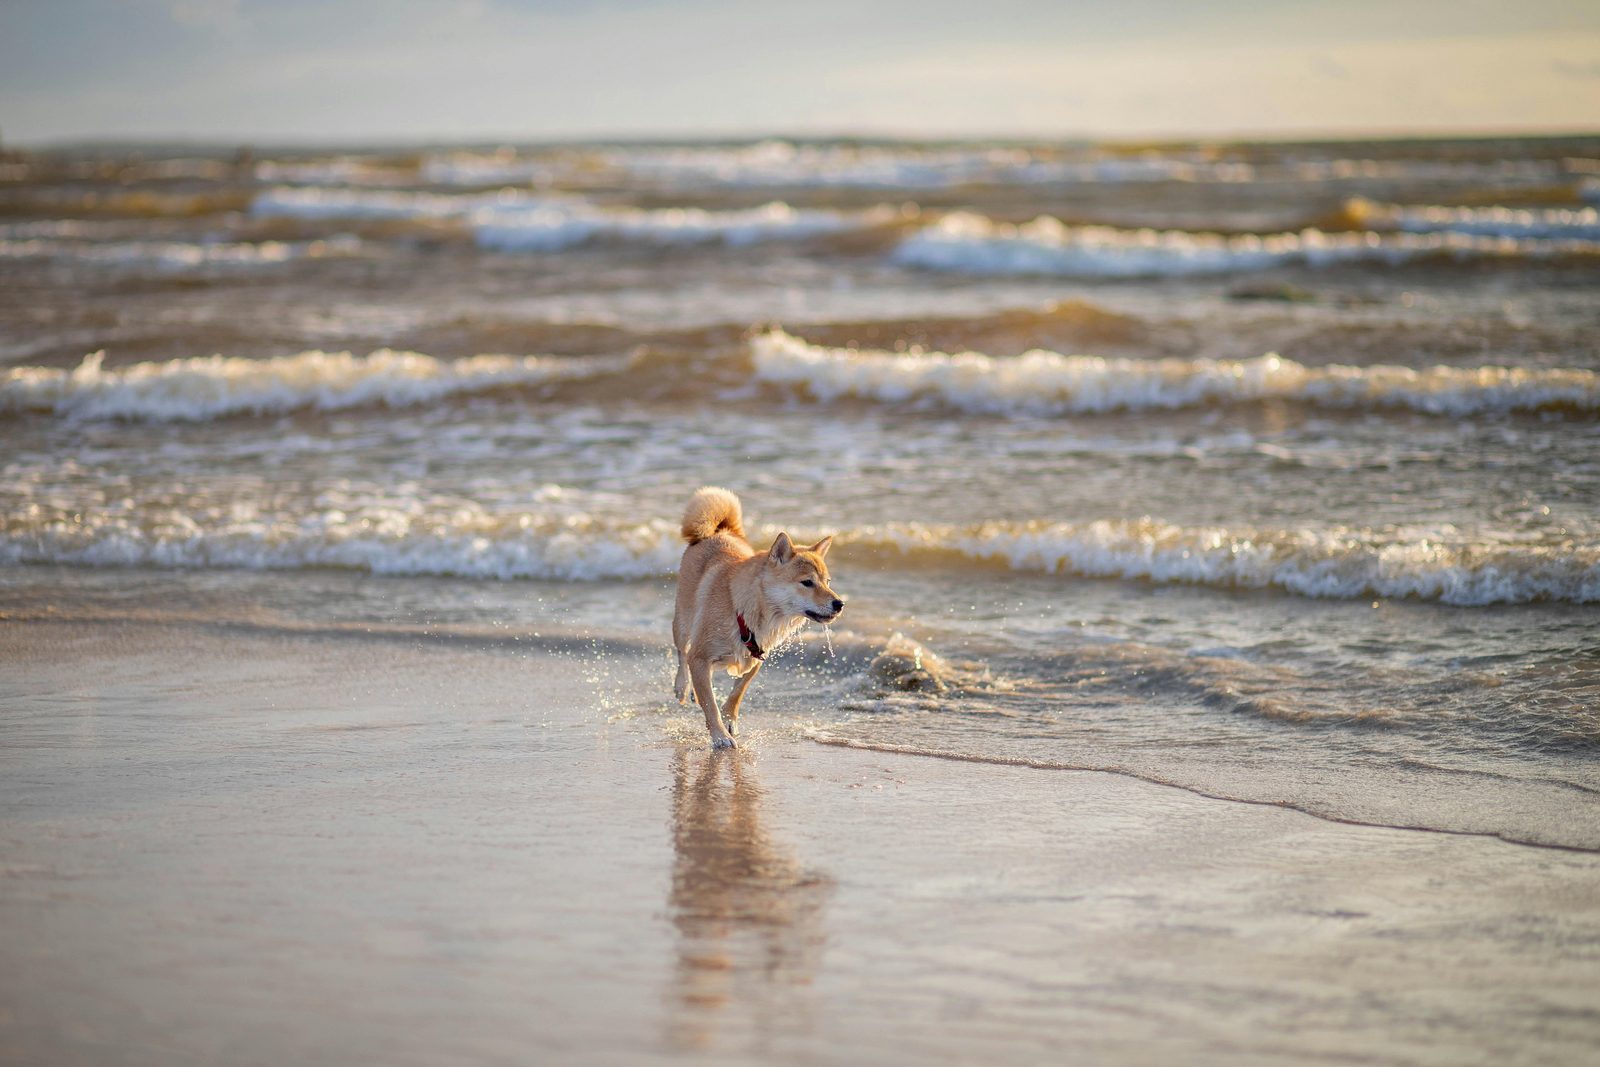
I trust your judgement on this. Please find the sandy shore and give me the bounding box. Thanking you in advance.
[2,619,1598,1066]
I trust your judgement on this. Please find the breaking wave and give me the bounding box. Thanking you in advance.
[0,235,362,270]
[840,520,1599,606]
[474,200,890,250]
[597,142,1237,187]
[893,212,1600,276]
[11,331,1597,424]
[251,186,507,221]
[597,143,1573,189]
[419,150,563,187]
[252,187,888,248]
[0,348,619,422]
[0,505,682,582]
[1349,198,1600,240]
[3,503,1593,605]
[751,331,1600,417]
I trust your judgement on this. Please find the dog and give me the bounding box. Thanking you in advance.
[672,487,843,748]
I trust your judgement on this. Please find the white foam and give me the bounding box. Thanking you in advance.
[1349,198,1600,240]
[0,235,361,270]
[599,144,1573,189]
[473,200,883,250]
[849,520,1600,607]
[751,331,1600,418]
[4,502,1592,604]
[604,141,1039,188]
[251,186,529,221]
[250,187,880,248]
[893,212,1600,276]
[253,159,410,186]
[1284,158,1560,183]
[0,348,618,422]
[0,505,682,582]
[420,150,561,187]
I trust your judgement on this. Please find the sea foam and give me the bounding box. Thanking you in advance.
[0,235,361,270]
[892,212,1600,276]
[1348,198,1600,240]
[3,504,1592,605]
[251,187,882,248]
[473,200,882,250]
[844,520,1600,607]
[0,505,682,582]
[750,331,1600,418]
[0,349,618,422]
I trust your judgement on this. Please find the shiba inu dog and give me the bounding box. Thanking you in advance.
[673,487,844,748]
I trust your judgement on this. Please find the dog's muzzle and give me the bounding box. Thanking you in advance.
[806,600,844,623]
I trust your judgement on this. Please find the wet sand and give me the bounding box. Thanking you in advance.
[2,620,1598,1066]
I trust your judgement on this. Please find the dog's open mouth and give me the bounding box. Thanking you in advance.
[806,610,841,622]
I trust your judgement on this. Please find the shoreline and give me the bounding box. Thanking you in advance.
[3,619,1599,1065]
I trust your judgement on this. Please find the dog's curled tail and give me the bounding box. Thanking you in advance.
[681,486,745,545]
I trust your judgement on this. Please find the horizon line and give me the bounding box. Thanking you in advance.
[9,125,1600,153]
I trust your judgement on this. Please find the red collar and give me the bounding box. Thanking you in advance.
[736,612,764,659]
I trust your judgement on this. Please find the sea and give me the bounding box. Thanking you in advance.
[3,134,1597,850]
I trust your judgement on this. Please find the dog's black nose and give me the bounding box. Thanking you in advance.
[831,599,843,612]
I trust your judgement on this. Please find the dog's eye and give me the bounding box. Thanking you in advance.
[800,579,814,587]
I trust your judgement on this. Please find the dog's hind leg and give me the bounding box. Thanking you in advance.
[673,645,691,705]
[721,660,762,736]
[689,659,735,749]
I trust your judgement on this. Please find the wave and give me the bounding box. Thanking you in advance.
[600,141,1120,188]
[474,200,891,250]
[0,235,362,270]
[251,187,888,248]
[254,158,415,187]
[0,348,619,422]
[598,143,1571,189]
[0,506,682,582]
[892,212,1600,276]
[840,520,1599,606]
[1348,198,1600,240]
[750,331,1600,417]
[11,330,1597,424]
[251,186,520,221]
[419,150,563,187]
[4,503,1593,605]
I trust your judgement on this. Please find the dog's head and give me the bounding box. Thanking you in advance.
[764,532,844,623]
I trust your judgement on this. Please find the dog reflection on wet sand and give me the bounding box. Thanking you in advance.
[667,750,832,1051]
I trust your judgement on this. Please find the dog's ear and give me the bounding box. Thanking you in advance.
[809,535,833,559]
[768,531,795,564]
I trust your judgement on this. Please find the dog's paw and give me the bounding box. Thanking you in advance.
[710,735,736,750]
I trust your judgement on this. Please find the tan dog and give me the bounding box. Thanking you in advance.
[673,487,844,748]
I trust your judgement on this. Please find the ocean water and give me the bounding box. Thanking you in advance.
[3,135,1598,849]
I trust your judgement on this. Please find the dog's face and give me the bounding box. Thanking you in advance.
[764,532,844,623]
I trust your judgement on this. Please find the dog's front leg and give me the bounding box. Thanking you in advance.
[689,659,735,749]
[721,660,762,737]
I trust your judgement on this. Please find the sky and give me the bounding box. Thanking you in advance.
[2,0,1598,144]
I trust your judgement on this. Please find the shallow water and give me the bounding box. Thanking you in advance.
[8,622,1598,1067]
[3,134,1598,850]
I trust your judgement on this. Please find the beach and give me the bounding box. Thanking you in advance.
[3,618,1598,1066]
[3,133,1599,1062]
